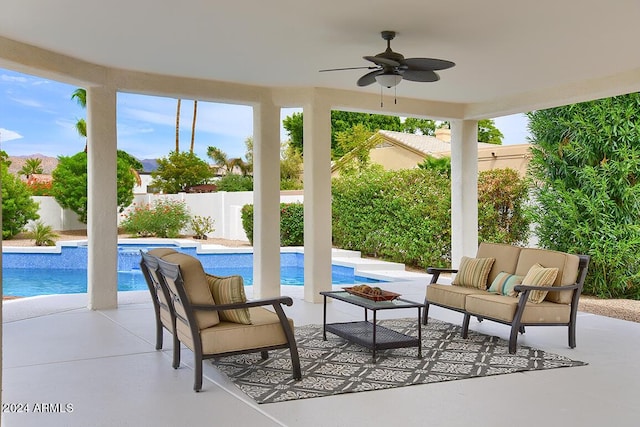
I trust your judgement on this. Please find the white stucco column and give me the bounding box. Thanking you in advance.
[87,85,118,309]
[303,98,332,303]
[450,119,479,267]
[252,99,281,298]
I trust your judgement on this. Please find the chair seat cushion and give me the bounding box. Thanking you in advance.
[465,294,571,324]
[200,307,293,355]
[426,284,488,310]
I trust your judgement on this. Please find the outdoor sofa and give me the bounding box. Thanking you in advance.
[424,242,590,353]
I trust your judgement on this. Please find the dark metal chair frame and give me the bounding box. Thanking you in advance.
[156,257,302,392]
[424,254,590,354]
[139,250,181,369]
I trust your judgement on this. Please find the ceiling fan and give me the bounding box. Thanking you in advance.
[320,31,455,88]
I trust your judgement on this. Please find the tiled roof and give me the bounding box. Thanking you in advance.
[377,130,495,154]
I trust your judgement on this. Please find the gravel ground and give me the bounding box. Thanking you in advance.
[3,231,639,323]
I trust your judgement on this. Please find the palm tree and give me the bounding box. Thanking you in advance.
[175,98,181,152]
[206,146,249,176]
[19,157,44,178]
[190,100,198,153]
[72,88,88,151]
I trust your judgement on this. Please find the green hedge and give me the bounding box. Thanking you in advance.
[241,202,304,246]
[332,168,452,268]
[240,168,530,270]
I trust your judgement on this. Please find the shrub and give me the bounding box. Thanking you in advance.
[52,151,136,223]
[191,215,215,239]
[151,151,214,194]
[280,203,304,246]
[26,178,54,196]
[1,163,40,239]
[332,167,452,268]
[528,95,640,298]
[121,199,190,238]
[216,174,254,192]
[240,202,304,246]
[241,204,254,243]
[27,220,58,246]
[331,167,530,269]
[478,168,530,246]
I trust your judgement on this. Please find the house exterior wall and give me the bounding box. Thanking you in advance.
[369,145,426,171]
[367,138,531,176]
[477,144,531,176]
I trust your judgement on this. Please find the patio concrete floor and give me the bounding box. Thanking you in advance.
[3,275,640,427]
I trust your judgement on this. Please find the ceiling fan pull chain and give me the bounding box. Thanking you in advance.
[380,85,384,108]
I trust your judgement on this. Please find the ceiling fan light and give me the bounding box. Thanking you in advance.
[375,73,402,88]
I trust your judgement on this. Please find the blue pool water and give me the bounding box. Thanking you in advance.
[2,244,385,297]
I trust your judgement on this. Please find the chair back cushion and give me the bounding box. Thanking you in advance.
[476,242,522,285]
[515,248,580,304]
[162,252,220,328]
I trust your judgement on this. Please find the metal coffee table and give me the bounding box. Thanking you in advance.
[320,290,424,362]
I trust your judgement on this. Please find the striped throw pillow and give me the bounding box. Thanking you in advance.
[206,274,252,324]
[451,256,496,290]
[522,263,559,303]
[488,271,523,297]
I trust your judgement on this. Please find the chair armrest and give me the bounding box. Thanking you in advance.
[514,283,579,293]
[426,267,458,284]
[191,296,294,312]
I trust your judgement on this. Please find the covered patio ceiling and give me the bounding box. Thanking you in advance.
[2,1,640,117]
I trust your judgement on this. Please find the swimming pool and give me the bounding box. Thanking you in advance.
[2,244,386,297]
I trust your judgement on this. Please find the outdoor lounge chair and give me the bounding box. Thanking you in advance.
[139,248,181,368]
[155,252,302,391]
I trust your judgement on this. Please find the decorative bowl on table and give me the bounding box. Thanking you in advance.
[343,285,401,302]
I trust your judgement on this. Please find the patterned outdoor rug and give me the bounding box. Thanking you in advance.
[211,318,586,404]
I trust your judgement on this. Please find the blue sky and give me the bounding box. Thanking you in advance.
[0,68,530,161]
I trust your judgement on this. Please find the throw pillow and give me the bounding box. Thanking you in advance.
[451,256,496,290]
[521,263,559,303]
[206,274,252,324]
[488,271,523,297]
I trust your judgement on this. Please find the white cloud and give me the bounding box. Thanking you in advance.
[10,97,44,108]
[0,128,24,142]
[1,74,28,83]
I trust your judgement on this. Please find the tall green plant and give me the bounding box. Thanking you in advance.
[240,203,304,246]
[332,167,452,268]
[528,94,640,298]
[151,151,214,194]
[52,152,135,223]
[1,162,40,239]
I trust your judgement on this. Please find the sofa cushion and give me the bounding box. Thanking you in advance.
[521,263,559,303]
[426,284,488,310]
[465,294,571,324]
[488,271,523,297]
[207,274,252,325]
[476,242,522,285]
[452,256,496,290]
[515,248,579,304]
[162,252,220,329]
[200,307,293,355]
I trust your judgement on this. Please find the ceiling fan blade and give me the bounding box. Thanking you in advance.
[404,58,455,71]
[402,69,440,82]
[363,55,400,67]
[357,70,383,86]
[319,66,378,72]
